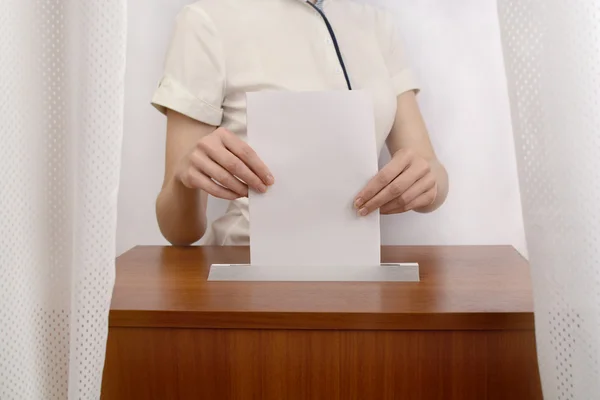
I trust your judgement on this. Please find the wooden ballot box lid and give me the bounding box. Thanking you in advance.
[109,246,534,331]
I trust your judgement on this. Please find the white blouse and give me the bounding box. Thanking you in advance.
[152,0,420,245]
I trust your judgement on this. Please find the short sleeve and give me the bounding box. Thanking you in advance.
[375,10,420,96]
[151,6,225,126]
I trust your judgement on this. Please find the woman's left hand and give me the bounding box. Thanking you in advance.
[354,148,438,216]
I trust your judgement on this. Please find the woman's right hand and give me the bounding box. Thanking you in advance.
[175,127,274,200]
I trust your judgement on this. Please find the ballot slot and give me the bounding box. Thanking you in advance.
[207,263,420,282]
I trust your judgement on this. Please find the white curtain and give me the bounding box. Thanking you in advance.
[0,1,126,398]
[498,1,600,398]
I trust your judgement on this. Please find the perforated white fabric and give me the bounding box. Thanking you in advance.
[498,1,600,398]
[0,1,126,398]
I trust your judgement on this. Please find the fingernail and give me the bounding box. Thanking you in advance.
[266,174,275,185]
[258,184,267,193]
[358,208,368,217]
[354,198,363,209]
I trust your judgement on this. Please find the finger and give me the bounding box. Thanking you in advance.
[358,163,427,216]
[204,146,268,194]
[380,173,436,214]
[354,150,413,209]
[183,167,240,200]
[220,130,274,186]
[191,152,249,197]
[381,186,438,215]
[380,206,404,215]
[404,186,437,211]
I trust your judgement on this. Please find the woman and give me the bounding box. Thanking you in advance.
[153,0,449,246]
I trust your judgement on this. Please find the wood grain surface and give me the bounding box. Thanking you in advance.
[102,327,542,400]
[102,246,542,400]
[109,246,534,330]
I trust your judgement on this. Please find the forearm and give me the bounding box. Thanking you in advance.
[415,158,448,213]
[156,176,208,246]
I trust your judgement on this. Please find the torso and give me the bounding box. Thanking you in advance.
[197,0,402,245]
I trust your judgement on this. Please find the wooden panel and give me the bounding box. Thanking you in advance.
[101,328,543,400]
[109,246,534,330]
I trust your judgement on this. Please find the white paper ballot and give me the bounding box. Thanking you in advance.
[247,90,381,268]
